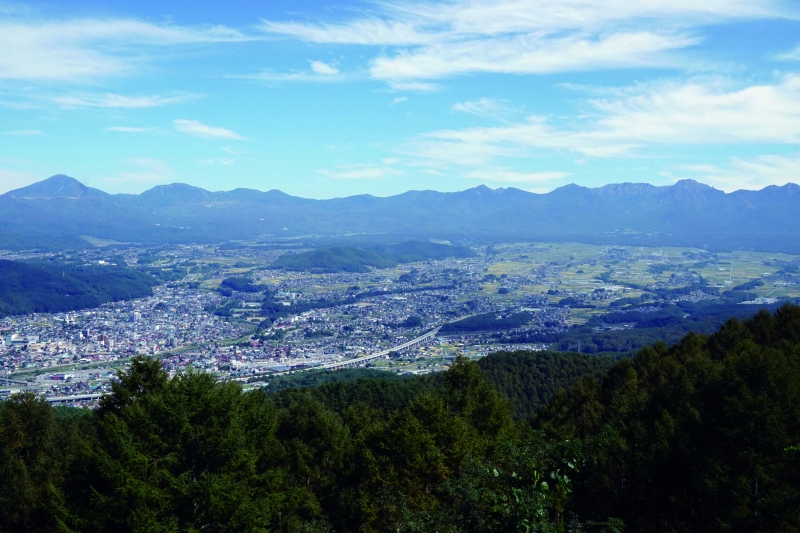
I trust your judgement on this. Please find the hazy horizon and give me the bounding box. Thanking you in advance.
[8,173,800,201]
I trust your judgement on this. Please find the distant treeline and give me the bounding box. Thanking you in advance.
[0,260,156,317]
[0,233,90,252]
[439,311,534,333]
[498,300,795,353]
[3,305,800,531]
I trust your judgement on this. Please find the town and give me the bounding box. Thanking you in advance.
[2,240,799,406]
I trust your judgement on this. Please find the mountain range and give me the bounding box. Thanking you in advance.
[2,174,800,253]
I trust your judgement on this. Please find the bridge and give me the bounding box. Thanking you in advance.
[46,393,104,404]
[321,327,441,370]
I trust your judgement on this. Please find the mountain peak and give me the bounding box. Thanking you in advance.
[671,179,717,191]
[136,182,215,207]
[3,174,107,200]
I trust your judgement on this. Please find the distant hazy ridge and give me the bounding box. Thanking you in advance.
[2,174,800,252]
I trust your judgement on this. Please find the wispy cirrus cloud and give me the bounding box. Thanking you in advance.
[370,31,698,83]
[402,74,800,166]
[0,18,255,82]
[452,98,506,115]
[173,119,244,140]
[53,92,199,108]
[261,0,790,87]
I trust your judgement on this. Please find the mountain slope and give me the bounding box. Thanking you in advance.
[2,176,800,252]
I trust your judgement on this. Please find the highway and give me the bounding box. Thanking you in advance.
[321,327,441,370]
[46,393,104,404]
[23,328,445,398]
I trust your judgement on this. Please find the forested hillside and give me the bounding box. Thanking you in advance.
[269,241,475,273]
[0,260,157,317]
[536,303,800,531]
[1,305,799,532]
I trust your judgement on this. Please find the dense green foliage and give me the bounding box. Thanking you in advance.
[275,375,431,415]
[256,352,614,421]
[2,305,800,532]
[0,260,156,317]
[269,241,476,273]
[270,246,397,273]
[220,277,261,292]
[0,232,89,252]
[369,241,476,262]
[537,304,800,532]
[251,368,405,392]
[476,351,616,420]
[0,357,576,533]
[440,311,533,333]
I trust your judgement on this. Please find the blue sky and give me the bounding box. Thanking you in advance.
[1,0,800,198]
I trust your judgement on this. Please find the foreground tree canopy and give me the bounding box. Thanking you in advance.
[2,305,800,532]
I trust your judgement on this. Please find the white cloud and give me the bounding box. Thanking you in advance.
[309,60,339,75]
[261,0,788,85]
[453,98,498,114]
[318,163,403,180]
[262,0,783,44]
[452,97,515,116]
[776,44,800,61]
[403,75,800,165]
[261,18,431,46]
[0,18,253,82]
[106,126,149,133]
[370,31,697,82]
[0,129,41,135]
[199,158,235,165]
[54,92,199,108]
[173,119,244,140]
[670,154,800,191]
[392,96,408,104]
[588,75,800,144]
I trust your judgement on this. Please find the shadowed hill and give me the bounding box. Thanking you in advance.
[0,260,156,317]
[269,241,477,272]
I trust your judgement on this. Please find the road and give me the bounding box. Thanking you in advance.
[321,327,441,370]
